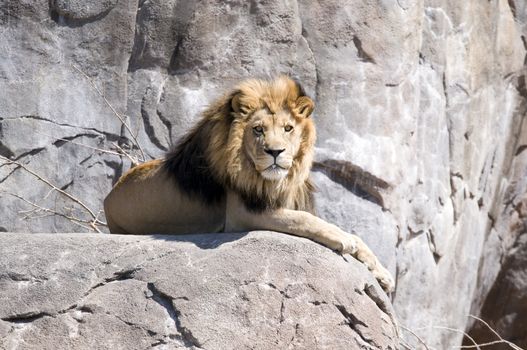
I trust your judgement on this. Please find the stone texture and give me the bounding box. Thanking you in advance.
[0,232,398,350]
[465,123,527,347]
[466,233,527,349]
[1,1,527,348]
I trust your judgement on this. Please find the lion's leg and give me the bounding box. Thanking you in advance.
[226,195,395,292]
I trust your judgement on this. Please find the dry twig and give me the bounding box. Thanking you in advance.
[0,155,106,232]
[400,325,431,350]
[453,315,524,350]
[72,64,146,163]
[31,129,140,166]
[4,191,100,232]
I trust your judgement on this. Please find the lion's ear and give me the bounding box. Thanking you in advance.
[231,92,242,113]
[295,96,314,118]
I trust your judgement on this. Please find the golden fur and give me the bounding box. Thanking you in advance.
[104,76,395,292]
[204,76,316,211]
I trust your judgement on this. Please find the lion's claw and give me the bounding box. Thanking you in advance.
[372,266,395,293]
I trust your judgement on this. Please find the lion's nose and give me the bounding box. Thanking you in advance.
[264,148,285,159]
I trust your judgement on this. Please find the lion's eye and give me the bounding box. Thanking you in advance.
[284,125,294,132]
[253,126,264,134]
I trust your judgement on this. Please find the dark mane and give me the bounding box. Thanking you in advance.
[238,179,316,214]
[163,122,226,205]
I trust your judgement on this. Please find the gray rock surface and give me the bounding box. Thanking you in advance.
[0,232,398,350]
[466,233,527,349]
[1,0,527,348]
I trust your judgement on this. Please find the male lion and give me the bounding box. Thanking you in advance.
[104,76,394,291]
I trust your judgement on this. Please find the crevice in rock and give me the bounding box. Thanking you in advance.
[49,1,114,28]
[53,133,101,148]
[426,229,441,264]
[13,147,45,161]
[352,36,376,64]
[140,87,169,151]
[60,180,74,191]
[167,2,200,75]
[515,144,527,156]
[0,165,21,184]
[147,283,204,349]
[112,313,157,336]
[105,267,140,283]
[104,159,124,185]
[451,172,463,180]
[157,110,173,146]
[443,71,450,107]
[300,24,320,100]
[0,142,15,159]
[109,309,179,348]
[363,284,399,338]
[24,268,145,324]
[363,284,392,318]
[6,115,121,140]
[385,81,403,87]
[265,282,293,299]
[287,323,301,347]
[449,172,463,225]
[313,159,390,208]
[335,304,370,344]
[1,272,48,283]
[127,0,148,72]
[279,298,286,323]
[407,225,423,241]
[1,312,52,324]
[507,0,517,20]
[81,267,141,300]
[80,155,95,166]
[487,213,496,231]
[77,305,94,314]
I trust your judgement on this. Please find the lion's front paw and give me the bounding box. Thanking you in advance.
[340,236,358,255]
[341,234,395,293]
[371,264,395,293]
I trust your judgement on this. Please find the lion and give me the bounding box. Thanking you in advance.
[104,76,394,291]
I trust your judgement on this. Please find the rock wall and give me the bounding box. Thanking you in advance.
[0,232,398,350]
[1,0,527,348]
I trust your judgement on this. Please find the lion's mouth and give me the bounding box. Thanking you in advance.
[265,164,287,171]
[260,163,289,180]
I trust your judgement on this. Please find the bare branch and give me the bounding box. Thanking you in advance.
[452,315,524,350]
[456,340,524,349]
[409,324,481,350]
[3,191,105,233]
[72,64,146,162]
[31,129,139,169]
[0,155,106,230]
[112,142,140,167]
[400,325,431,350]
[467,315,502,341]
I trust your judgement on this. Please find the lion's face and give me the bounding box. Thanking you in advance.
[243,108,303,181]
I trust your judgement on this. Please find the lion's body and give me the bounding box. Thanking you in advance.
[104,160,225,234]
[104,76,395,292]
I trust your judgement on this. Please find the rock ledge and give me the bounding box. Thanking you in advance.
[0,232,398,349]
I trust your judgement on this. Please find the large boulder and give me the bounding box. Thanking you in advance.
[0,232,398,350]
[1,1,527,348]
